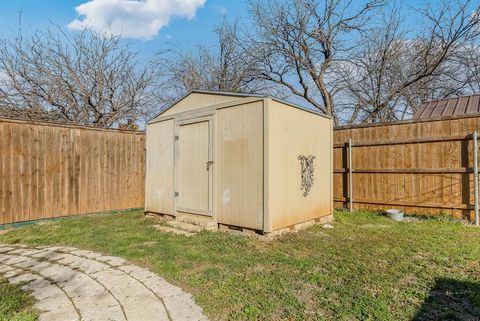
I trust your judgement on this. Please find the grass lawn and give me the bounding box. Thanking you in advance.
[1,210,480,320]
[0,278,38,321]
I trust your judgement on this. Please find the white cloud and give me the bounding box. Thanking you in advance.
[68,0,206,39]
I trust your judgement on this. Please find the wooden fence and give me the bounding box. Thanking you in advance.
[333,114,480,220]
[3,113,480,225]
[0,118,145,225]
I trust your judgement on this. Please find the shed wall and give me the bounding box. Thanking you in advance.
[216,101,264,229]
[266,100,333,232]
[145,119,174,215]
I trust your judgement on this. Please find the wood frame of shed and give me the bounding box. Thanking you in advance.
[145,90,333,233]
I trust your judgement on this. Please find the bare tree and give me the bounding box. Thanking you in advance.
[334,0,480,123]
[152,19,271,103]
[243,0,386,124]
[440,41,480,96]
[0,26,154,128]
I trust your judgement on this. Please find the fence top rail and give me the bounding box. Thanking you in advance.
[334,112,480,131]
[0,116,146,135]
[333,167,473,173]
[333,134,472,148]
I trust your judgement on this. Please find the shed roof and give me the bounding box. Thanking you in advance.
[189,89,269,99]
[152,90,331,121]
[413,94,480,119]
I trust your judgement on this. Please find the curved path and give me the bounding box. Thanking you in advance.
[0,244,208,321]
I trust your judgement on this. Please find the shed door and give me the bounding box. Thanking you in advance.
[175,118,212,216]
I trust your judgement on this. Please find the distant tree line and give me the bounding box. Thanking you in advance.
[0,0,479,127]
[0,27,154,129]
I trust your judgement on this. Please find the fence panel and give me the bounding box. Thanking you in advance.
[333,115,480,220]
[0,118,145,225]
[3,113,480,225]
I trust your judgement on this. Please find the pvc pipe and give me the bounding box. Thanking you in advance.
[474,131,479,226]
[349,138,353,212]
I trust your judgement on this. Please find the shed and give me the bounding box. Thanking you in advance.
[145,90,333,234]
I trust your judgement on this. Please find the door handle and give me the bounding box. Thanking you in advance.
[207,161,214,170]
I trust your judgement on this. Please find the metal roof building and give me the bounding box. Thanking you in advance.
[413,94,480,119]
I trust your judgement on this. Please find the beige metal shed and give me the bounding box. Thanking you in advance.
[145,90,333,234]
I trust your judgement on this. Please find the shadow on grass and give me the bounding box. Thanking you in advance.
[413,278,480,321]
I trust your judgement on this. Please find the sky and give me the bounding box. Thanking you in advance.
[0,0,250,61]
[0,0,431,60]
[0,0,431,62]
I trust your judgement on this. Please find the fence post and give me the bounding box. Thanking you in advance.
[348,138,353,212]
[474,131,479,226]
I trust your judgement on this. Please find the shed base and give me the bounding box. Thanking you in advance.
[218,224,263,236]
[146,211,334,238]
[218,214,334,238]
[145,211,217,231]
[144,211,175,221]
[263,214,334,237]
[175,212,217,229]
[315,214,334,224]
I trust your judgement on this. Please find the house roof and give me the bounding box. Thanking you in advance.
[413,94,480,119]
[151,89,331,121]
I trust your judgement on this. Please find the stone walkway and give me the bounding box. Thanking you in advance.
[0,244,208,321]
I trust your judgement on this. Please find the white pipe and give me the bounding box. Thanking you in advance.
[349,138,353,212]
[474,131,479,226]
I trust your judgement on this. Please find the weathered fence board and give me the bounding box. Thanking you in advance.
[333,114,480,220]
[0,118,145,225]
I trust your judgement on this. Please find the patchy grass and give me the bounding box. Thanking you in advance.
[1,210,480,320]
[0,278,38,321]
